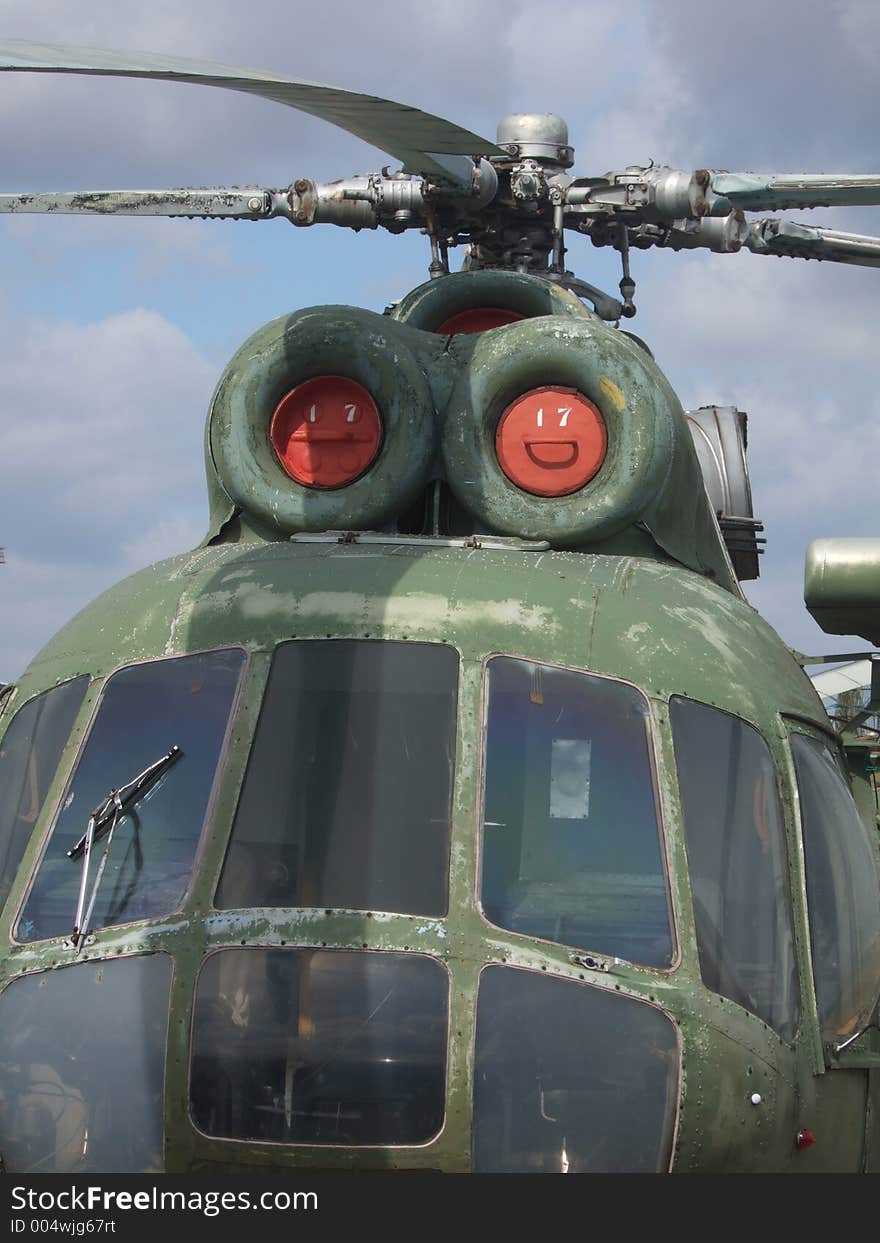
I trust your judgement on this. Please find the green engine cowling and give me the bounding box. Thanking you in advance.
[204,271,737,591]
[805,537,880,645]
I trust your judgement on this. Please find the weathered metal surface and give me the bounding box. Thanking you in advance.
[203,283,739,594]
[0,188,280,219]
[0,40,878,1173]
[1,534,853,1172]
[207,309,442,535]
[390,269,589,330]
[746,219,880,268]
[2,262,878,1172]
[805,537,880,644]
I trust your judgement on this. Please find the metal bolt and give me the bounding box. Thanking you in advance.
[247,196,262,212]
[293,179,310,194]
[750,1093,762,1106]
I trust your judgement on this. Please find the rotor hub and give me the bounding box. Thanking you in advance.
[496,114,573,167]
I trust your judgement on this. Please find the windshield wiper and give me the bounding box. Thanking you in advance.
[67,745,182,860]
[68,745,181,948]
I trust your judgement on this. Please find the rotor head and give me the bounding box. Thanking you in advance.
[495,113,573,167]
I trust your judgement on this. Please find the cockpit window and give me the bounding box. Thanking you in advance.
[0,677,88,917]
[480,658,673,966]
[671,698,799,1040]
[472,966,679,1172]
[216,641,458,917]
[790,731,880,1042]
[0,954,172,1172]
[190,948,449,1146]
[17,650,244,943]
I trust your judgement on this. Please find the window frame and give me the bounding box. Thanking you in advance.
[785,716,880,1049]
[475,653,678,972]
[470,961,682,1173]
[187,944,453,1151]
[0,674,92,938]
[0,949,174,1174]
[211,637,461,920]
[669,694,803,1044]
[11,647,248,947]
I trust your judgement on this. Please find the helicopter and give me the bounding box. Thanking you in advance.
[0,39,878,1177]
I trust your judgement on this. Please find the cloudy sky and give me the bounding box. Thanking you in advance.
[1,0,878,683]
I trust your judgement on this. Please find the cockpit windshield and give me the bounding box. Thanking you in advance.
[0,677,88,917]
[17,650,243,943]
[0,955,172,1172]
[216,641,458,916]
[790,731,880,1042]
[671,698,799,1041]
[480,658,673,967]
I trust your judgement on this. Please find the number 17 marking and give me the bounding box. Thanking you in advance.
[536,406,573,428]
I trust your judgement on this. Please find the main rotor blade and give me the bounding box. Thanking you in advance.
[0,188,286,219]
[0,39,504,188]
[745,218,880,267]
[704,171,880,214]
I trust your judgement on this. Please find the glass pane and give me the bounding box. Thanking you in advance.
[0,678,88,915]
[216,642,457,916]
[791,732,880,1041]
[473,966,678,1172]
[671,698,799,1040]
[0,955,172,1172]
[191,949,448,1145]
[18,650,244,942]
[481,658,672,966]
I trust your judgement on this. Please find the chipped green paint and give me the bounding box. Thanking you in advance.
[1,269,878,1173]
[3,535,866,1172]
[201,272,737,586]
[598,374,626,412]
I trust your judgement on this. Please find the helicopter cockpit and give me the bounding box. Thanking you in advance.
[1,565,879,1172]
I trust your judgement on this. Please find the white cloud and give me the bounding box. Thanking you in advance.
[0,306,213,679]
[121,515,205,570]
[0,551,124,682]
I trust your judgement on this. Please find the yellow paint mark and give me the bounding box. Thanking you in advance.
[598,375,625,412]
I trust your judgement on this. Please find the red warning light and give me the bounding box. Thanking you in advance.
[436,307,525,334]
[270,376,382,489]
[796,1130,816,1150]
[495,386,607,497]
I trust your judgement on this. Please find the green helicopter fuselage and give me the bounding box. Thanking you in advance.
[1,271,878,1174]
